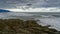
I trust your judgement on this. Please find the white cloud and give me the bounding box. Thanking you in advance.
[5,7,60,12]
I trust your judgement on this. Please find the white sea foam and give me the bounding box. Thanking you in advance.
[36,18,60,31]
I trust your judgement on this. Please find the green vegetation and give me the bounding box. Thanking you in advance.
[0,19,59,34]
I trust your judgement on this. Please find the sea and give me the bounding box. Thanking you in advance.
[0,12,60,31]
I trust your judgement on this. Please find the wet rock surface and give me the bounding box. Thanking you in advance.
[0,19,59,34]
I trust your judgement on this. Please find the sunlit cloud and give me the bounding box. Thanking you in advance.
[5,7,60,12]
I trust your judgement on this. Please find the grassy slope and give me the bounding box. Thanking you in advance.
[0,19,59,34]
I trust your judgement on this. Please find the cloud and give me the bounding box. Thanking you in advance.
[0,0,60,12]
[0,0,60,9]
[5,7,60,12]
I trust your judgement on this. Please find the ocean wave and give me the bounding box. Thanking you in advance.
[0,12,35,19]
[36,18,60,31]
[52,14,60,17]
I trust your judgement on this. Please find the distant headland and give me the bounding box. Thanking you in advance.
[0,9,10,12]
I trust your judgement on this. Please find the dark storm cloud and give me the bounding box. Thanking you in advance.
[30,0,60,7]
[0,0,33,8]
[0,0,60,8]
[44,0,60,7]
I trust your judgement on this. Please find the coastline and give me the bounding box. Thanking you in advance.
[0,19,59,34]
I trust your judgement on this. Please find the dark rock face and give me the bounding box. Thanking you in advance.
[0,19,59,34]
[0,9,10,12]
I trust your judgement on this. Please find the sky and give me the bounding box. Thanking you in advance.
[0,0,60,12]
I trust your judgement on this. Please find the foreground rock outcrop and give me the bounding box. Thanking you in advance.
[0,19,59,34]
